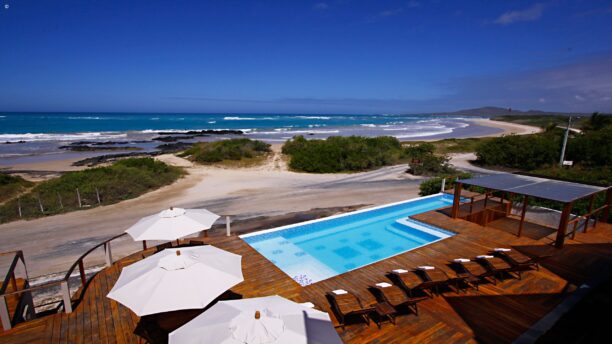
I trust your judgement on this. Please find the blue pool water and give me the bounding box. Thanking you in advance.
[242,194,456,286]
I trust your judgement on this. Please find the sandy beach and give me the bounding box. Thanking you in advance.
[0,118,540,278]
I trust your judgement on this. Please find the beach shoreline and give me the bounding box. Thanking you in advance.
[1,117,540,174]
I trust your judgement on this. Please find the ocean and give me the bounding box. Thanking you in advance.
[0,112,500,165]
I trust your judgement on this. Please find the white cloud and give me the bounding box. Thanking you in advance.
[378,8,403,17]
[539,98,546,103]
[314,2,329,10]
[575,95,585,101]
[601,96,611,101]
[495,4,544,25]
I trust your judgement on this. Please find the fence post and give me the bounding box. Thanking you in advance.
[57,192,63,209]
[37,196,44,214]
[104,242,113,267]
[17,198,22,218]
[60,281,72,313]
[95,188,101,205]
[0,296,11,331]
[76,188,82,208]
[226,216,231,237]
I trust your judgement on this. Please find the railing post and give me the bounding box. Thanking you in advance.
[142,240,147,250]
[0,296,11,331]
[226,215,231,237]
[104,242,113,267]
[78,260,86,287]
[60,281,72,313]
[440,178,446,193]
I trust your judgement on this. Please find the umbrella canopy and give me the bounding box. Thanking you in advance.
[169,295,342,344]
[107,246,243,316]
[126,207,220,241]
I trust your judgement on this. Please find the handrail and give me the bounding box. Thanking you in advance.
[0,251,27,295]
[63,232,128,282]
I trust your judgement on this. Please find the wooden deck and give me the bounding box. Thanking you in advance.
[1,210,612,343]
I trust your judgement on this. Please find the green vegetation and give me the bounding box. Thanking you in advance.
[403,142,456,176]
[0,174,33,203]
[282,136,404,173]
[472,113,611,220]
[180,138,271,165]
[282,136,456,175]
[474,131,562,170]
[406,137,492,155]
[492,114,588,129]
[418,172,472,196]
[0,158,183,223]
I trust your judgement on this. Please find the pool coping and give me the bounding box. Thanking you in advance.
[240,192,446,239]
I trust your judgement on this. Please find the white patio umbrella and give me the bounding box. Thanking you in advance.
[107,246,243,316]
[169,295,342,344]
[126,207,220,241]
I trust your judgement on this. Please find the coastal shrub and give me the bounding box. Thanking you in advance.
[0,174,33,203]
[282,136,403,173]
[180,138,271,164]
[403,143,456,176]
[474,133,560,170]
[418,172,472,196]
[0,158,183,223]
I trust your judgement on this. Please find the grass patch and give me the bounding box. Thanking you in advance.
[179,138,271,166]
[0,158,184,224]
[406,137,492,155]
[491,114,588,129]
[0,173,33,203]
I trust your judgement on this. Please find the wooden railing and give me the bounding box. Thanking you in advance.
[566,204,610,240]
[0,233,131,331]
[0,250,32,330]
[61,232,128,312]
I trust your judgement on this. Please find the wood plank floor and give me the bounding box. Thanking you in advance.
[1,211,611,343]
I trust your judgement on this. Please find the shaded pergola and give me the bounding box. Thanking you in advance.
[450,173,611,248]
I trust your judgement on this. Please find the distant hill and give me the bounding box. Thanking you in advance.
[441,106,578,117]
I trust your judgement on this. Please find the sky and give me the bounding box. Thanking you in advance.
[0,0,611,114]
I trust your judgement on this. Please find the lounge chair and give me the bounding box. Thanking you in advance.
[388,269,428,297]
[371,282,424,315]
[474,255,514,282]
[450,258,495,289]
[491,248,551,275]
[326,289,374,329]
[414,265,461,295]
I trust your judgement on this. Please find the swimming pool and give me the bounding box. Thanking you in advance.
[241,193,457,286]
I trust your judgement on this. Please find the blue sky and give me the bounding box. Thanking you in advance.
[1,0,611,114]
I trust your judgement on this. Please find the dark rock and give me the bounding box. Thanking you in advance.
[155,142,194,152]
[152,135,195,142]
[3,140,26,144]
[72,152,161,167]
[59,145,142,152]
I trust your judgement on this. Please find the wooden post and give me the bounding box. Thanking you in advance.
[584,194,595,233]
[37,196,44,214]
[60,281,72,313]
[451,183,462,218]
[78,260,86,287]
[603,188,612,224]
[142,240,147,250]
[555,202,574,248]
[17,198,22,218]
[0,296,11,330]
[506,192,513,216]
[104,242,113,267]
[226,215,231,236]
[518,196,528,237]
[57,192,63,209]
[76,188,82,208]
[95,188,101,205]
